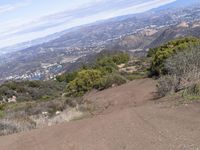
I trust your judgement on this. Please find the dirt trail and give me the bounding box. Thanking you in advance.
[1,79,200,150]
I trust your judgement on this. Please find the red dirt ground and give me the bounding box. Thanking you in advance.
[0,79,200,150]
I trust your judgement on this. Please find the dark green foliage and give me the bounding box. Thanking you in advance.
[185,83,200,96]
[111,53,130,65]
[0,111,4,118]
[65,97,83,108]
[181,83,200,101]
[95,57,117,73]
[96,52,129,65]
[0,104,5,111]
[157,45,200,98]
[0,52,131,136]
[95,52,129,74]
[0,52,130,101]
[126,72,148,81]
[157,75,178,97]
[65,52,130,97]
[148,37,200,76]
[66,69,103,96]
[99,74,127,90]
[93,52,129,75]
[56,71,78,83]
[26,81,41,88]
[0,80,65,102]
[57,52,129,83]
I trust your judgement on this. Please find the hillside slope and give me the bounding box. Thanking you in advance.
[0,4,200,82]
[0,79,200,150]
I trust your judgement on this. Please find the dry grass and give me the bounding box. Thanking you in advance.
[0,118,36,136]
[0,97,92,136]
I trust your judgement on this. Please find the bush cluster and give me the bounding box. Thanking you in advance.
[62,52,130,97]
[66,69,103,96]
[56,71,78,83]
[99,74,127,90]
[0,52,131,136]
[157,45,200,97]
[0,52,130,102]
[148,37,200,76]
[0,80,65,102]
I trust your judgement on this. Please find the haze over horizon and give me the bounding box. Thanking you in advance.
[0,0,183,49]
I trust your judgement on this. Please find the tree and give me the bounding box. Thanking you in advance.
[66,69,103,96]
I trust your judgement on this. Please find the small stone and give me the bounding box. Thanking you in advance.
[56,111,61,115]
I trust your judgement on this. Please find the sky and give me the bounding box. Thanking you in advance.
[0,0,178,48]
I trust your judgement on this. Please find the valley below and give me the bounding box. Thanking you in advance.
[0,4,200,82]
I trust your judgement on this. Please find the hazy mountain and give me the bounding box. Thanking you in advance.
[0,28,79,55]
[154,0,199,11]
[1,0,199,55]
[0,2,200,82]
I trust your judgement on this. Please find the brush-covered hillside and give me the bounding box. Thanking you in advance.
[0,51,149,136]
[1,37,200,150]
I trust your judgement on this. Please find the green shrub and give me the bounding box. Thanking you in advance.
[157,75,179,97]
[0,81,65,102]
[0,118,36,136]
[0,103,5,118]
[185,83,200,95]
[148,37,200,76]
[126,72,147,81]
[66,69,103,96]
[182,83,200,101]
[112,53,130,65]
[98,74,127,90]
[157,45,200,97]
[27,81,41,88]
[96,52,129,66]
[42,95,51,100]
[56,71,78,83]
[64,52,130,97]
[0,111,5,118]
[57,52,129,83]
[95,57,117,74]
[65,97,83,107]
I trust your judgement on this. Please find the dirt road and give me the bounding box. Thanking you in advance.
[1,79,200,150]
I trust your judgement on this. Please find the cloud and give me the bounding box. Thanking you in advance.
[0,1,31,14]
[0,0,177,48]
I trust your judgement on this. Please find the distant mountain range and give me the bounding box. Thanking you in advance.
[157,0,200,9]
[0,1,200,82]
[1,0,199,55]
[0,26,83,55]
